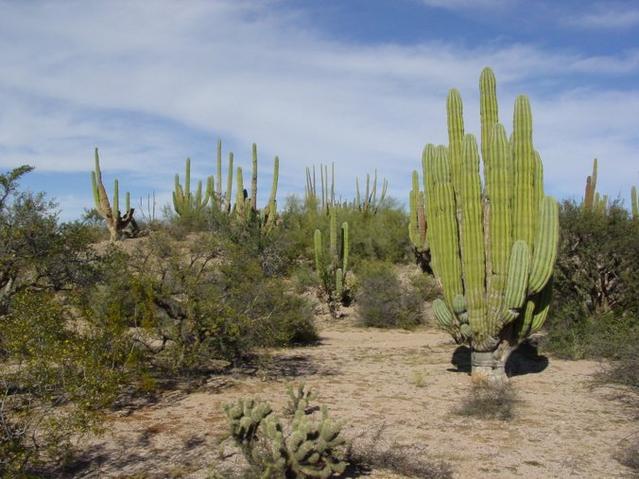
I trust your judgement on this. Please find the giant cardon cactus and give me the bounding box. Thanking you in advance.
[172,157,214,218]
[423,68,559,380]
[90,148,137,241]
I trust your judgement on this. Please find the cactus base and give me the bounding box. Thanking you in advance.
[471,349,511,382]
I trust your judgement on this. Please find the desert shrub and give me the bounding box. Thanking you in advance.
[82,231,317,372]
[544,201,639,359]
[291,265,319,294]
[1,291,137,476]
[455,380,518,421]
[409,270,441,303]
[222,385,347,478]
[279,196,411,267]
[348,425,453,479]
[356,261,424,329]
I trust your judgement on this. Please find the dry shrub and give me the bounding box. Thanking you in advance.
[455,379,518,421]
[348,425,453,479]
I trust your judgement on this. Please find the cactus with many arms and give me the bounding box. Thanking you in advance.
[90,148,137,241]
[233,143,279,231]
[313,207,349,315]
[354,170,388,214]
[172,157,213,218]
[423,68,559,380]
[305,163,335,214]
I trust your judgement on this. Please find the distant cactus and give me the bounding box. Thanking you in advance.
[305,163,335,214]
[224,387,347,478]
[421,68,559,380]
[172,157,213,218]
[632,186,638,220]
[582,158,608,213]
[408,170,431,272]
[354,170,388,214]
[314,207,350,315]
[90,148,138,241]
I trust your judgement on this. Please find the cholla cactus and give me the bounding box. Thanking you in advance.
[423,68,559,380]
[224,389,347,479]
[285,383,317,416]
[172,157,213,218]
[314,207,350,315]
[286,406,347,478]
[90,148,137,241]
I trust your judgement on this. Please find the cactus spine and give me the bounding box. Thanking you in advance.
[423,68,559,380]
[314,207,349,316]
[90,148,136,241]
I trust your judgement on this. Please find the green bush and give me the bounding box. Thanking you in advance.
[356,261,424,329]
[544,201,639,360]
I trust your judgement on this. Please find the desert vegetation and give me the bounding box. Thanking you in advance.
[1,67,638,479]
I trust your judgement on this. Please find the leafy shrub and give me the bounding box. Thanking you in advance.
[356,261,424,329]
[544,201,639,360]
[1,292,136,476]
[409,270,441,302]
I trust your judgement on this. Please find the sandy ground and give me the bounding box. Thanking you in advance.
[64,315,638,479]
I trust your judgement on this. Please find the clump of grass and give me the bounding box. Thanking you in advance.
[411,370,428,388]
[348,426,453,479]
[455,379,518,421]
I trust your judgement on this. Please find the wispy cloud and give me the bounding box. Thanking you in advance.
[0,0,637,219]
[419,0,515,11]
[563,3,639,29]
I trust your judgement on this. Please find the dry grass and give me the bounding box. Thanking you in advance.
[347,426,453,479]
[455,379,518,421]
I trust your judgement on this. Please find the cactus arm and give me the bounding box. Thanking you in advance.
[632,186,638,220]
[329,207,337,258]
[236,166,245,217]
[530,278,553,333]
[503,240,530,313]
[512,95,536,246]
[216,139,222,208]
[479,67,499,168]
[341,221,349,273]
[313,229,323,278]
[113,179,119,217]
[459,134,487,341]
[528,196,559,294]
[251,143,258,211]
[447,89,464,199]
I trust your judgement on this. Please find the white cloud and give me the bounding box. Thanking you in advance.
[564,4,639,29]
[419,0,515,10]
[0,0,638,219]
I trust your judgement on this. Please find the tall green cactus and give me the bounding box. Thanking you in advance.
[632,185,638,220]
[314,207,349,316]
[408,170,431,272]
[583,158,598,211]
[90,148,137,241]
[305,163,335,214]
[172,157,213,218]
[423,68,559,379]
[213,139,234,213]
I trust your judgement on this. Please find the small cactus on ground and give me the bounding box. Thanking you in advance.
[285,383,317,415]
[314,207,350,315]
[223,386,347,479]
[90,148,138,241]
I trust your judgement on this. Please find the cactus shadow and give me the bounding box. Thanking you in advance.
[449,341,549,377]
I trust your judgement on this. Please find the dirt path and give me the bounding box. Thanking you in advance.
[68,323,638,478]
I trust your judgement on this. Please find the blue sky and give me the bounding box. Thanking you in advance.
[1,0,638,220]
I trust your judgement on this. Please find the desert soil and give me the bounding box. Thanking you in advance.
[65,312,638,479]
